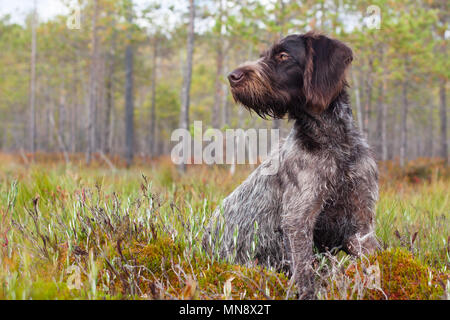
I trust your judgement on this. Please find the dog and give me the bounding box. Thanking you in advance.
[203,32,380,299]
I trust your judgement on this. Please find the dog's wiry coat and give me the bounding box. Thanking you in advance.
[204,32,379,299]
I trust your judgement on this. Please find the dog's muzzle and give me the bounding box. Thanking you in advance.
[228,69,244,86]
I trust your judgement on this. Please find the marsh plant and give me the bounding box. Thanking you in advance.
[0,158,448,299]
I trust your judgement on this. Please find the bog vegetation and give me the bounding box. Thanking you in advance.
[0,0,448,300]
[0,155,448,300]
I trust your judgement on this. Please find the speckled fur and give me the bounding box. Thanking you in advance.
[203,33,379,299]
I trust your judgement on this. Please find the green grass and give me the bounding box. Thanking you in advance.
[0,159,448,300]
[377,181,449,269]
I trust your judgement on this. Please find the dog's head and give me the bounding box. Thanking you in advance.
[228,32,353,119]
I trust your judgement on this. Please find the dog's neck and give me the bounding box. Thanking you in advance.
[289,90,357,151]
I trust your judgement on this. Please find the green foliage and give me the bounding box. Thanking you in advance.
[0,0,447,156]
[0,159,448,300]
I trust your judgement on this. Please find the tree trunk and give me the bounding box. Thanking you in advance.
[73,51,83,153]
[51,88,69,164]
[212,44,223,129]
[109,101,116,155]
[376,47,387,161]
[104,65,114,154]
[95,57,104,154]
[221,60,230,128]
[58,82,67,154]
[149,36,158,158]
[364,59,373,140]
[426,100,434,158]
[43,77,53,151]
[179,0,195,172]
[104,28,116,155]
[71,99,77,153]
[352,70,364,132]
[376,81,383,160]
[125,4,135,168]
[439,78,448,164]
[212,0,224,129]
[29,0,37,154]
[45,100,51,151]
[86,0,99,164]
[381,74,388,161]
[272,0,286,133]
[400,80,408,167]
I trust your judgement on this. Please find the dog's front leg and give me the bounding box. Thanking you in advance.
[281,189,322,300]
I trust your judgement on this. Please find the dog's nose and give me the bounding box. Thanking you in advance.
[228,69,244,85]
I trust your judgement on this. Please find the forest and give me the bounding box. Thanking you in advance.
[0,0,447,166]
[0,0,448,301]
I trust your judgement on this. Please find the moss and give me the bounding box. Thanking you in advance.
[28,280,78,300]
[0,270,80,300]
[123,237,290,299]
[341,249,447,300]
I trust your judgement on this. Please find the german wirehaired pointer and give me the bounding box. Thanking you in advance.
[204,32,379,299]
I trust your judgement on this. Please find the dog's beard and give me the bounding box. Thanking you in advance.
[230,70,290,119]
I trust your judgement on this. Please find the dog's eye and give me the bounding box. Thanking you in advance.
[276,52,290,61]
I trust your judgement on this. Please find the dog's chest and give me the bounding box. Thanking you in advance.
[279,135,341,187]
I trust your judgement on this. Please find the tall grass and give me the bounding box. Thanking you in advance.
[0,156,448,299]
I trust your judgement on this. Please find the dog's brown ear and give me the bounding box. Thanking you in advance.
[303,33,353,113]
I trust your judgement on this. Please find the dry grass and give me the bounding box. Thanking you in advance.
[0,154,448,299]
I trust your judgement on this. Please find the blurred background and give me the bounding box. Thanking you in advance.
[0,0,448,168]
